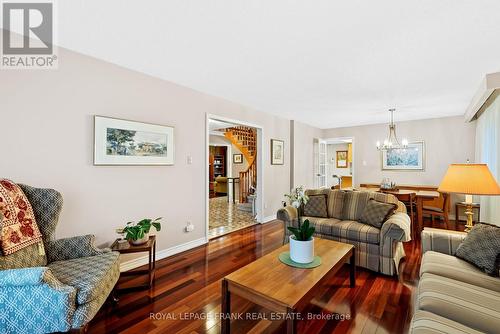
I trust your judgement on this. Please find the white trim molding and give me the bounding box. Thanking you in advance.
[261,214,277,223]
[119,237,206,272]
[465,72,500,122]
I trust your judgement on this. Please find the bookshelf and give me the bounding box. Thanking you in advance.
[209,146,227,181]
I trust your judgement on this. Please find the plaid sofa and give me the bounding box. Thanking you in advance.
[410,228,500,334]
[277,189,411,276]
[0,184,120,334]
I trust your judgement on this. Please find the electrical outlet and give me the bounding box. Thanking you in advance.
[187,155,193,164]
[185,221,194,232]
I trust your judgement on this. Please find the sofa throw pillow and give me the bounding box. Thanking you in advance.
[456,223,500,276]
[303,194,328,218]
[342,191,371,221]
[327,190,345,219]
[359,199,397,228]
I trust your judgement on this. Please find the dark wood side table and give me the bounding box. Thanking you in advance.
[111,235,156,290]
[455,202,480,224]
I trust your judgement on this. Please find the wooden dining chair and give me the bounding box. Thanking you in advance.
[422,192,450,229]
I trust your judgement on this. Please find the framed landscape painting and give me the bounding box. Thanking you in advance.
[382,141,424,170]
[94,116,174,165]
[271,139,284,165]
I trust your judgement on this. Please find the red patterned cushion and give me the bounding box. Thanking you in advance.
[0,179,43,255]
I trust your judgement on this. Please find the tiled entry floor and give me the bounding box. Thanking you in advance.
[209,196,257,238]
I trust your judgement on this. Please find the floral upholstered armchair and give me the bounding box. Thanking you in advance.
[0,184,120,334]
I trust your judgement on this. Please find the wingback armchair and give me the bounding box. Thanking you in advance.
[0,184,120,334]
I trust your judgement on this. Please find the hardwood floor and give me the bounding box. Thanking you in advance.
[89,218,464,334]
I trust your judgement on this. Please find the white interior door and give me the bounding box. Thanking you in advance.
[317,139,327,188]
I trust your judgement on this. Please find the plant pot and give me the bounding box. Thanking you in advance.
[289,235,314,263]
[129,233,149,246]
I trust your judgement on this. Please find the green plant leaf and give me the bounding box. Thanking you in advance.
[122,218,162,240]
[287,227,302,240]
[138,219,151,226]
[288,219,315,241]
[306,227,315,240]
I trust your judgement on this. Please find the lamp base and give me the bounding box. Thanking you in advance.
[464,204,474,232]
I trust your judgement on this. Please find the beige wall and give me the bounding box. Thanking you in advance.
[291,120,324,189]
[322,116,476,187]
[0,41,481,262]
[0,47,290,264]
[323,116,477,215]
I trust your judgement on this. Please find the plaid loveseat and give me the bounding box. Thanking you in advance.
[0,184,120,334]
[277,189,411,276]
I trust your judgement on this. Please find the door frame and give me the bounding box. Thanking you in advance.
[317,139,328,188]
[205,114,264,242]
[317,136,356,189]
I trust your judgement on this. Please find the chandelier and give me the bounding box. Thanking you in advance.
[376,108,408,150]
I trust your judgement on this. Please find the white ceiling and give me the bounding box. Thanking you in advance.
[33,1,500,128]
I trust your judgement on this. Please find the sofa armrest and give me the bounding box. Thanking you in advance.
[0,266,74,292]
[0,267,49,286]
[0,267,76,333]
[277,206,298,223]
[396,200,407,214]
[46,234,109,263]
[421,228,466,255]
[381,212,411,243]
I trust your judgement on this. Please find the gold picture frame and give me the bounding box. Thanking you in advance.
[336,150,348,168]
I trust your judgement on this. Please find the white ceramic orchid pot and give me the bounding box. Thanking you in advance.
[289,235,314,263]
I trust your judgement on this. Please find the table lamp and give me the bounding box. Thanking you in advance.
[438,164,500,231]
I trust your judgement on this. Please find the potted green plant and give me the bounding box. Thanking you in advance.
[285,187,316,263]
[122,217,162,245]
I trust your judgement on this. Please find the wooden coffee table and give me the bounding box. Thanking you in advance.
[221,238,355,334]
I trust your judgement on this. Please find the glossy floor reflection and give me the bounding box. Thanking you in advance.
[89,219,463,334]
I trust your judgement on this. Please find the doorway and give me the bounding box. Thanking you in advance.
[206,116,263,239]
[315,137,354,189]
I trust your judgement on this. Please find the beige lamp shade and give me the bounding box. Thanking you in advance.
[438,164,500,195]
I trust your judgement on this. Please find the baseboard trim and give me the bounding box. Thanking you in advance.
[119,237,207,272]
[261,214,277,223]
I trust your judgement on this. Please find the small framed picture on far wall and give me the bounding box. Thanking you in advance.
[271,139,284,165]
[233,154,243,164]
[336,150,348,168]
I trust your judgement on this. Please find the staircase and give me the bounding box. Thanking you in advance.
[222,126,257,205]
